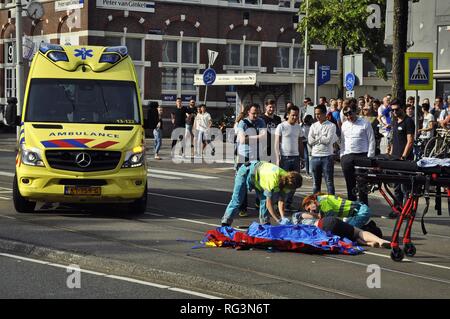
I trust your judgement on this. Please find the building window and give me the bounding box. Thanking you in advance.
[5,68,16,99]
[276,47,290,68]
[225,42,261,71]
[162,40,177,63]
[160,38,200,101]
[278,0,301,9]
[101,35,145,96]
[244,45,258,66]
[275,45,304,72]
[126,38,142,61]
[227,0,261,5]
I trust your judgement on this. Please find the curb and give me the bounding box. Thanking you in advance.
[0,237,283,299]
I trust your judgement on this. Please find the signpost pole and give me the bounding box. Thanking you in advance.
[15,0,24,139]
[203,63,210,105]
[314,61,318,106]
[415,89,419,139]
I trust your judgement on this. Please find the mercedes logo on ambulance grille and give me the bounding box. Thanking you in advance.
[75,152,92,168]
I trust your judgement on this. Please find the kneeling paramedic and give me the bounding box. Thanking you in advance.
[221,161,302,226]
[301,194,371,228]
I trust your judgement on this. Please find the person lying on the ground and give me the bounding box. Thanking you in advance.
[301,193,371,229]
[292,214,390,248]
[221,161,302,227]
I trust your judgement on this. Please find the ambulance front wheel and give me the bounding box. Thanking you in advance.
[13,174,36,214]
[128,183,147,216]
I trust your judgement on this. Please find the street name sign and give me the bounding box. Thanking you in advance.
[195,73,257,86]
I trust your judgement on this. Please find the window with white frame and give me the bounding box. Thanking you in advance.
[225,42,261,71]
[275,44,304,72]
[101,35,145,95]
[160,38,200,99]
[278,0,301,8]
[227,0,261,5]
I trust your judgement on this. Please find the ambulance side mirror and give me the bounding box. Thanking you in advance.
[4,97,19,127]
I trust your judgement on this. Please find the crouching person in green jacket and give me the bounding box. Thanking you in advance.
[221,161,302,227]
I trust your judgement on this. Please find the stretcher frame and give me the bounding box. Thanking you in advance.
[354,159,450,262]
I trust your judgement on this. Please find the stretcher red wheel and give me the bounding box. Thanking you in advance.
[391,247,405,262]
[403,243,416,257]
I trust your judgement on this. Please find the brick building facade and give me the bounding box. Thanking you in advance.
[1,0,393,125]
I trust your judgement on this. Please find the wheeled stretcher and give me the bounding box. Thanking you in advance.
[354,157,450,262]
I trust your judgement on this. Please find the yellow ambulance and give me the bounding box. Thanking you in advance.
[9,43,148,214]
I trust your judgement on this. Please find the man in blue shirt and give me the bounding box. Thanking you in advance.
[235,103,266,216]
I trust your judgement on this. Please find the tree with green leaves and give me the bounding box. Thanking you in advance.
[297,0,389,98]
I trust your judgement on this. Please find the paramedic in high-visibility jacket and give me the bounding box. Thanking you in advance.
[301,194,371,228]
[221,161,302,227]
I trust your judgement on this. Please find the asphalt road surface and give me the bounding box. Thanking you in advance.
[0,135,449,299]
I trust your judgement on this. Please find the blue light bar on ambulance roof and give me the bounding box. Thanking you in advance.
[39,42,64,54]
[99,53,121,64]
[104,46,128,57]
[47,51,69,62]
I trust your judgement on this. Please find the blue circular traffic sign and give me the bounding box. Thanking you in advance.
[345,73,356,91]
[203,68,216,86]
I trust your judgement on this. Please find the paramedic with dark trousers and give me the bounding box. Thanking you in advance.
[340,103,376,205]
[221,161,302,227]
[389,99,415,214]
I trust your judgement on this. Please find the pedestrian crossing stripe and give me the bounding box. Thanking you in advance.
[404,52,433,90]
[411,60,427,80]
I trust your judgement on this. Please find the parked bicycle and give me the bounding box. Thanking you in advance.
[423,128,450,158]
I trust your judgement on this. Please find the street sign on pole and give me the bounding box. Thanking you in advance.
[207,50,219,67]
[404,52,433,90]
[195,73,256,86]
[317,65,331,86]
[345,72,356,91]
[202,68,216,86]
[343,53,363,86]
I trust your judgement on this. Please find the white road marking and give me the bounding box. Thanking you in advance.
[0,196,11,200]
[148,173,182,180]
[149,169,218,180]
[324,256,450,285]
[148,192,227,207]
[364,251,450,271]
[0,253,222,299]
[0,171,14,177]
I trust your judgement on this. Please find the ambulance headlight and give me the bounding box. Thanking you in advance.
[122,146,145,168]
[21,146,44,167]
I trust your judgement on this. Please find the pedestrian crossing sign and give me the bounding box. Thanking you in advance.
[404,52,433,90]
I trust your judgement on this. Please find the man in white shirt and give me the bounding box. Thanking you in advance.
[340,103,376,205]
[193,104,213,157]
[274,105,304,210]
[308,104,337,195]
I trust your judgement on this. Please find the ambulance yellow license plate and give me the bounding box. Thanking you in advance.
[64,186,101,196]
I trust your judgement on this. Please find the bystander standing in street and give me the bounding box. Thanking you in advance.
[274,104,304,210]
[386,99,415,218]
[234,104,266,217]
[193,104,213,158]
[171,98,189,157]
[340,103,376,205]
[308,104,337,195]
[418,103,435,144]
[261,99,282,162]
[185,99,197,153]
[153,103,164,160]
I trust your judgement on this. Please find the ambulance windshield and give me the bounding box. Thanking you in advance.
[25,79,140,124]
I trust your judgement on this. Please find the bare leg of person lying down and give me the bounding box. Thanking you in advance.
[317,216,390,248]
